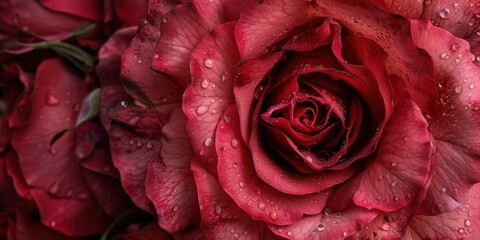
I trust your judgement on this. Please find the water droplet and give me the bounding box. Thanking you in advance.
[204,137,213,147]
[215,205,222,215]
[454,2,459,7]
[270,211,278,220]
[442,187,448,192]
[257,202,266,210]
[77,192,89,199]
[136,141,143,147]
[451,43,459,51]
[161,97,168,103]
[287,231,293,236]
[200,79,210,89]
[162,17,168,23]
[391,162,397,167]
[317,224,326,232]
[458,227,465,233]
[231,138,238,148]
[196,106,208,115]
[49,182,59,194]
[464,219,472,226]
[173,205,179,211]
[232,163,238,168]
[120,100,128,108]
[203,59,213,68]
[239,181,245,188]
[455,86,463,94]
[46,94,59,106]
[221,72,230,82]
[146,142,153,149]
[224,115,231,123]
[50,220,57,227]
[199,149,205,156]
[391,181,398,187]
[208,0,213,2]
[439,8,450,18]
[343,232,348,237]
[407,193,412,198]
[440,52,448,59]
[469,83,475,89]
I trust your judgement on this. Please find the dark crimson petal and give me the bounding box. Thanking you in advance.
[109,106,166,213]
[11,58,89,198]
[411,20,480,215]
[235,0,318,59]
[82,169,132,218]
[183,22,238,174]
[312,0,438,114]
[351,91,432,212]
[191,159,284,240]
[268,206,379,239]
[145,108,200,233]
[404,182,480,239]
[31,189,110,237]
[0,0,89,40]
[283,19,339,52]
[38,0,102,20]
[113,222,173,240]
[120,2,183,107]
[234,51,285,143]
[4,153,31,199]
[79,148,118,179]
[151,3,210,86]
[0,157,20,210]
[112,0,148,26]
[96,27,137,129]
[216,104,330,225]
[12,209,84,240]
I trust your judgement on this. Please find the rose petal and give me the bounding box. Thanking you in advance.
[112,0,148,26]
[192,0,256,28]
[404,182,480,239]
[268,206,379,239]
[183,22,238,174]
[120,4,183,107]
[31,189,111,237]
[352,91,432,212]
[191,159,283,240]
[1,0,89,40]
[113,222,173,240]
[235,0,318,59]
[410,20,480,215]
[38,0,102,21]
[216,104,331,225]
[151,3,210,85]
[365,0,424,19]
[11,58,89,198]
[145,108,200,232]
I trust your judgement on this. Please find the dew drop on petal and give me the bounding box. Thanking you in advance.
[204,137,213,147]
[439,8,450,18]
[203,59,213,68]
[200,79,210,89]
[465,219,472,227]
[469,83,475,89]
[317,224,326,232]
[46,94,59,106]
[231,138,238,148]
[257,202,266,210]
[270,211,278,220]
[455,86,463,94]
[215,205,222,215]
[196,106,208,115]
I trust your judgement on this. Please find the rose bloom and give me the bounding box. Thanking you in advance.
[104,0,480,239]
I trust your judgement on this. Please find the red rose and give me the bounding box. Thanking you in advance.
[106,0,480,239]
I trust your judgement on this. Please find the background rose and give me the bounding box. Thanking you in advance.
[106,0,480,239]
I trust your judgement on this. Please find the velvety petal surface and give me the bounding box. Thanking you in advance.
[183,22,238,175]
[11,58,89,199]
[411,20,480,215]
[145,108,200,233]
[38,0,102,20]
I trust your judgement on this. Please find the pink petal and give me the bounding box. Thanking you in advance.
[311,0,438,115]
[145,108,200,233]
[352,91,432,211]
[183,22,238,174]
[235,0,318,59]
[38,0,102,21]
[151,3,210,85]
[268,206,379,239]
[120,5,183,107]
[191,160,283,240]
[11,58,90,199]
[405,182,480,239]
[216,104,330,225]
[410,20,480,215]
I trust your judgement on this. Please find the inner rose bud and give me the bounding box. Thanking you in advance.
[259,72,363,172]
